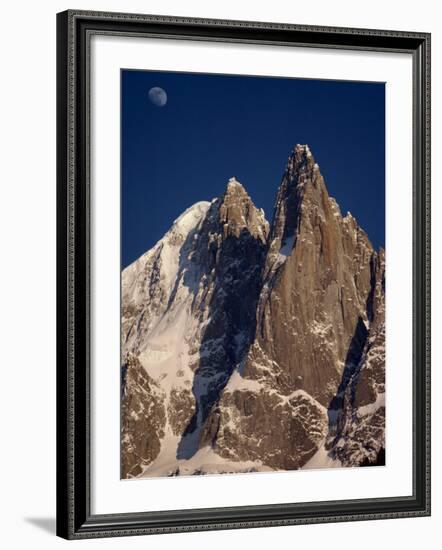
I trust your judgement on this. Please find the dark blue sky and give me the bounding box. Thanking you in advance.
[122,70,385,268]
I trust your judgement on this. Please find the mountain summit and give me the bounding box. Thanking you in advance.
[121,145,385,478]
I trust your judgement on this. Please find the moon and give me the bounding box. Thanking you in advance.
[148,86,167,107]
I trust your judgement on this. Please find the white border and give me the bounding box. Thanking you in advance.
[91,35,413,515]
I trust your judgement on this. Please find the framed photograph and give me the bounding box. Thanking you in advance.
[56,10,431,539]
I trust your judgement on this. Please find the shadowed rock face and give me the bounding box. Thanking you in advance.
[176,180,269,460]
[325,248,385,466]
[121,145,385,477]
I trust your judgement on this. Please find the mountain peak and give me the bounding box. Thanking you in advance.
[172,201,211,231]
[294,143,313,157]
[218,178,269,243]
[226,176,244,191]
[286,144,316,175]
[223,177,250,203]
[265,145,324,267]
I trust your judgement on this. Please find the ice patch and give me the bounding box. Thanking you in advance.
[358,392,385,416]
[279,235,295,258]
[172,201,211,232]
[141,444,270,478]
[302,441,342,470]
[225,370,263,393]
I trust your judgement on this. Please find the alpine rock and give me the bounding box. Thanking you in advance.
[121,145,385,478]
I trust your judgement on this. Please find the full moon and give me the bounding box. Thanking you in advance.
[148,86,167,107]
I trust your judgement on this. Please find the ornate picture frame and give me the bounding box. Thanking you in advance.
[56,10,430,539]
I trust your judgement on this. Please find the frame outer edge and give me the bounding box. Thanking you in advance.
[424,32,431,516]
[56,10,70,540]
[56,9,431,539]
[68,8,429,40]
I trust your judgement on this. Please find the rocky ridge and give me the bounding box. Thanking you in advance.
[121,145,385,478]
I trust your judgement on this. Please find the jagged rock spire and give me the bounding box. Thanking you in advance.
[270,144,319,242]
[244,144,377,402]
[218,177,269,243]
[263,144,332,279]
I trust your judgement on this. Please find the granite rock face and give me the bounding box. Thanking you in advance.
[121,355,166,478]
[121,145,385,478]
